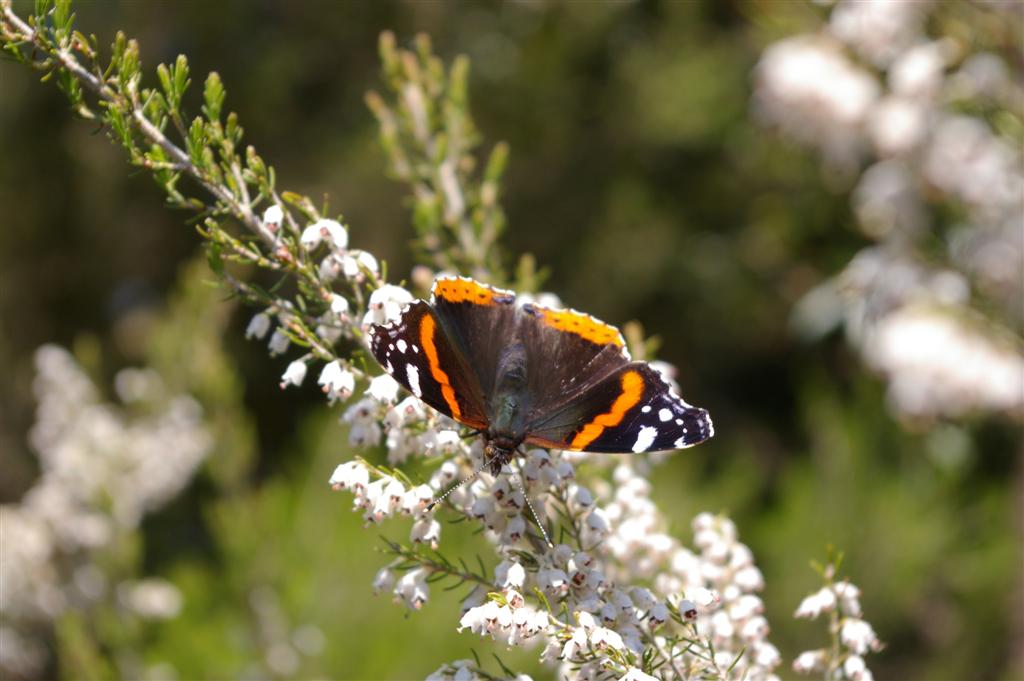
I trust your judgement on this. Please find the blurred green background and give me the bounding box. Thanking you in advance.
[1,1,1021,680]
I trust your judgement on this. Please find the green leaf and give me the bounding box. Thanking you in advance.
[34,0,55,20]
[206,242,224,275]
[172,54,190,101]
[156,62,173,101]
[203,71,225,123]
[187,117,206,163]
[483,141,509,184]
[52,0,73,41]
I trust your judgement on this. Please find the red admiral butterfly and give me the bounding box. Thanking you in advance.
[368,277,713,475]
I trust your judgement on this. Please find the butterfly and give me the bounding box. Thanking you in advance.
[368,277,713,475]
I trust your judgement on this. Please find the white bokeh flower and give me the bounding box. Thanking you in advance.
[279,360,307,389]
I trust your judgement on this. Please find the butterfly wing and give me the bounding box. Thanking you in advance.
[516,302,636,417]
[369,300,489,430]
[429,277,523,410]
[524,362,713,453]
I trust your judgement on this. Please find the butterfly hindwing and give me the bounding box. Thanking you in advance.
[369,300,489,430]
[523,362,713,453]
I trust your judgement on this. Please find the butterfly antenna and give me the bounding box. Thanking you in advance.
[426,450,499,511]
[514,455,553,548]
[520,483,553,548]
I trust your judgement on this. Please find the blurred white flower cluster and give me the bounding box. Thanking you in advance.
[793,565,882,681]
[0,345,212,678]
[757,0,1024,421]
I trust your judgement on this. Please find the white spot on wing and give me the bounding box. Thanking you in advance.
[641,406,652,413]
[658,408,672,422]
[397,339,408,353]
[406,364,421,397]
[633,425,658,453]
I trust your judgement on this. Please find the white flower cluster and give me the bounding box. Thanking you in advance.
[426,659,534,681]
[755,0,1024,421]
[793,572,882,680]
[250,208,393,390]
[863,305,1024,418]
[331,431,781,680]
[1,345,211,678]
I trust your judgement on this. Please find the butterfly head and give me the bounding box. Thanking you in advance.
[483,437,519,475]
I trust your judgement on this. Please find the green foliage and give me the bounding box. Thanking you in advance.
[367,31,511,283]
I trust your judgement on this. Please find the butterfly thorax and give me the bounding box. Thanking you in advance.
[483,341,530,474]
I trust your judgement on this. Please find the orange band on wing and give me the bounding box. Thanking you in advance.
[569,370,643,450]
[538,308,624,347]
[434,278,505,305]
[419,314,462,419]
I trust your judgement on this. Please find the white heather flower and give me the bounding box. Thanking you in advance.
[690,587,719,608]
[245,312,271,339]
[342,398,382,447]
[678,598,698,621]
[740,615,769,642]
[262,204,284,227]
[734,565,765,591]
[647,601,668,626]
[318,361,355,401]
[867,97,926,157]
[329,294,350,318]
[328,461,369,491]
[496,560,526,589]
[503,588,525,610]
[619,667,658,681]
[119,578,183,619]
[267,329,290,356]
[410,517,441,548]
[367,374,400,403]
[537,568,569,595]
[845,654,868,679]
[863,306,1024,418]
[829,0,928,67]
[394,567,429,610]
[364,284,414,326]
[299,219,344,251]
[794,586,836,619]
[401,484,433,515]
[590,626,625,651]
[841,618,879,654]
[342,250,379,281]
[793,649,827,674]
[852,161,926,238]
[753,35,879,164]
[501,515,526,544]
[835,581,863,616]
[754,641,782,670]
[890,40,951,99]
[393,396,427,424]
[923,115,1022,223]
[279,360,307,389]
[372,567,394,594]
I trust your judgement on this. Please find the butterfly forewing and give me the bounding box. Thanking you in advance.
[369,300,489,430]
[429,277,521,403]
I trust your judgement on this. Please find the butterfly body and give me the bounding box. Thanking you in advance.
[368,277,713,470]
